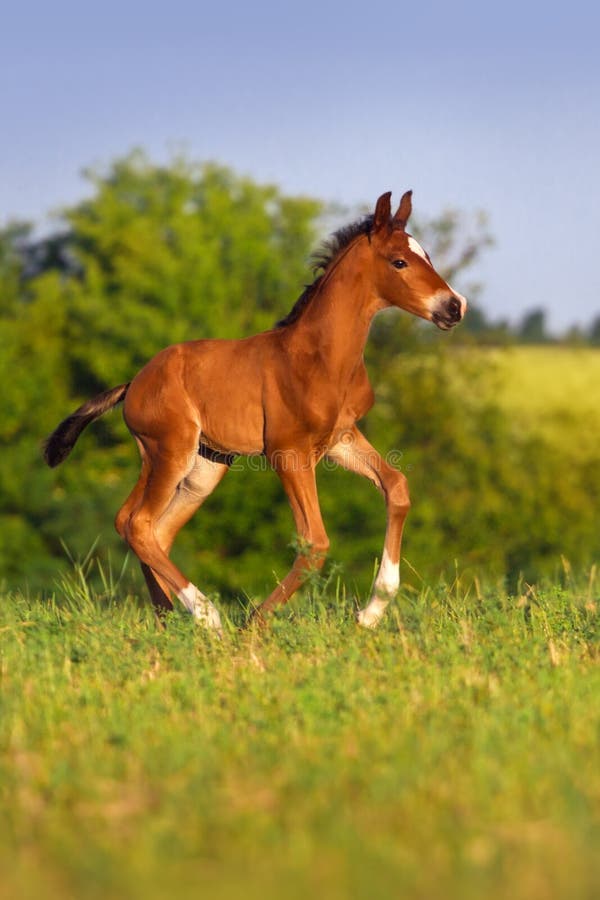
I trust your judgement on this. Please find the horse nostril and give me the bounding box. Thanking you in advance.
[447,296,462,321]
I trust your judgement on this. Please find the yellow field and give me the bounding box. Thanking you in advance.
[485,346,600,454]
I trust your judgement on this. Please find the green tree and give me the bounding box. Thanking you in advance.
[519,307,549,343]
[588,314,600,346]
[61,151,322,390]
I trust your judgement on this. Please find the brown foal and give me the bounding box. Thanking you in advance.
[44,190,466,630]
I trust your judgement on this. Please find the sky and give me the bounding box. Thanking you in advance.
[1,0,599,331]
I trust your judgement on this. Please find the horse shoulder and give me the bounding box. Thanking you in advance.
[343,363,375,420]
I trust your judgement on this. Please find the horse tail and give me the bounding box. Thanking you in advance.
[43,383,130,468]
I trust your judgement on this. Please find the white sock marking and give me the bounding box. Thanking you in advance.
[357,549,400,629]
[177,583,223,632]
[374,548,400,596]
[357,598,389,629]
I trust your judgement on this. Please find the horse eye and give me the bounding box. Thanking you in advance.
[392,259,407,270]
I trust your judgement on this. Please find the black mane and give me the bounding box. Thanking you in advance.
[275,214,374,328]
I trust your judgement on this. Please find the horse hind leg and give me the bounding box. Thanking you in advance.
[117,431,229,631]
[149,453,230,620]
[115,446,173,618]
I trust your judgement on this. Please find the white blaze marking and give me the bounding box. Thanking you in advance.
[178,583,223,632]
[408,236,431,264]
[407,237,468,317]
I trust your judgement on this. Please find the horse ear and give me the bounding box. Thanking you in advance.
[373,191,392,232]
[392,190,413,230]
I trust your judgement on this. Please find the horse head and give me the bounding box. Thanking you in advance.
[370,190,467,329]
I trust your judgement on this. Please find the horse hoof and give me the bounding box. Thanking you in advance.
[247,609,269,630]
[192,599,223,636]
[357,603,386,629]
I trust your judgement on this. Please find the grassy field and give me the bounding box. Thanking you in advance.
[1,565,600,900]
[2,346,599,899]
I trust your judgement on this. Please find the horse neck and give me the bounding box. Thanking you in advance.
[286,238,382,383]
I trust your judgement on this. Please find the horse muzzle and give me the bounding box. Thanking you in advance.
[431,294,467,330]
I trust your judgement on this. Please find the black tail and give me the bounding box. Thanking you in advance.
[43,383,130,468]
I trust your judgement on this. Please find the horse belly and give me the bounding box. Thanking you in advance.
[190,344,266,456]
[199,389,265,456]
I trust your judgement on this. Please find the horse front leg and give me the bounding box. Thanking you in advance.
[252,457,329,624]
[327,426,410,628]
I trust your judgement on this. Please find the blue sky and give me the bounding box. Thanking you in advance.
[1,0,598,330]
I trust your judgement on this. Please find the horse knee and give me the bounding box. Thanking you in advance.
[387,472,411,516]
[321,535,331,555]
[297,534,329,570]
[115,507,147,550]
[124,513,154,559]
[310,535,330,568]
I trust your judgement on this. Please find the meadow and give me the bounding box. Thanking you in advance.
[1,564,599,900]
[1,347,599,900]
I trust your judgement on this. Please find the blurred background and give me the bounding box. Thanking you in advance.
[1,0,599,599]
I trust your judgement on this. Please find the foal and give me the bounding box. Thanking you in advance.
[44,190,466,630]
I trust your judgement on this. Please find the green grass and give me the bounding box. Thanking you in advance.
[1,564,600,900]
